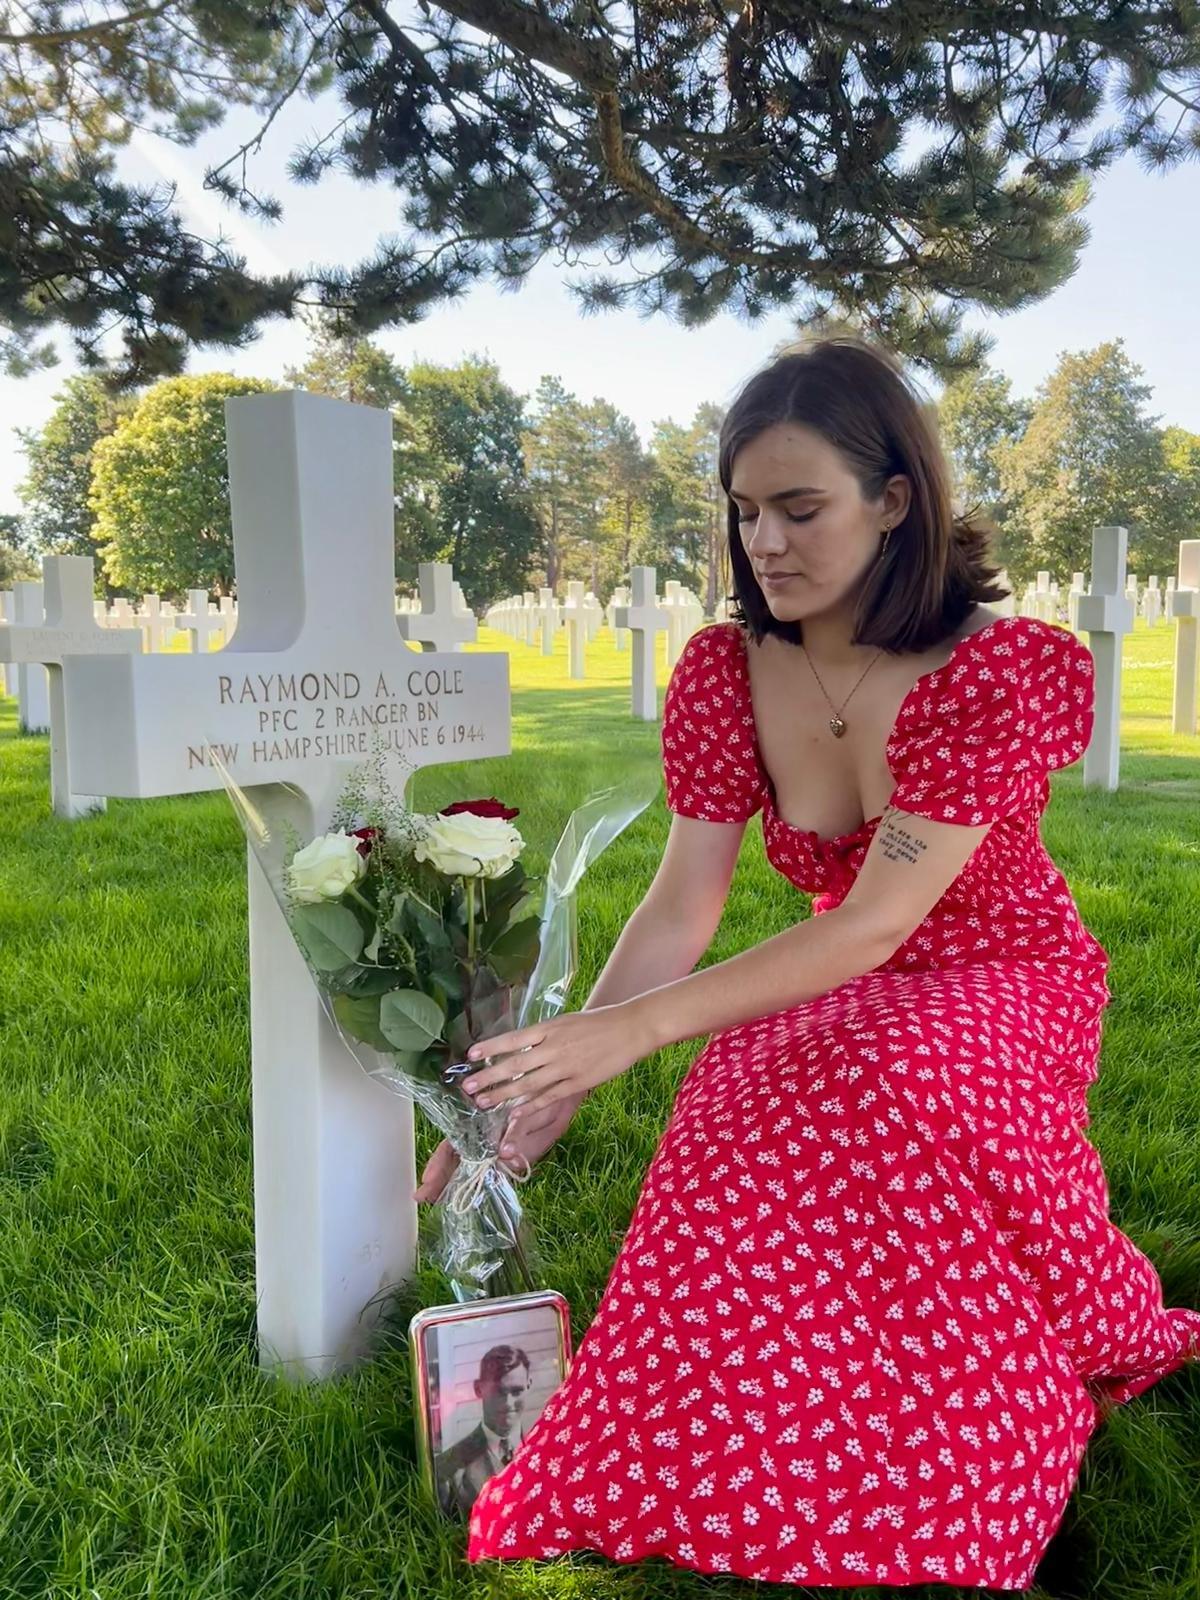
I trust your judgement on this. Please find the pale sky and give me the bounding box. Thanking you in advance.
[2,68,1197,516]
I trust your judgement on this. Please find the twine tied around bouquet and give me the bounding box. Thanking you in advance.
[444,1146,534,1217]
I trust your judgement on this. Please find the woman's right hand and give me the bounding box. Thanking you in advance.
[412,1091,588,1205]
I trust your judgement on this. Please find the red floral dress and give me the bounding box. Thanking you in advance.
[466,614,1200,1591]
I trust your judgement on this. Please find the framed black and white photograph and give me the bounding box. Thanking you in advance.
[409,1288,572,1519]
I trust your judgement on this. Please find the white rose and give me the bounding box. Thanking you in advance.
[287,830,367,902]
[413,809,525,880]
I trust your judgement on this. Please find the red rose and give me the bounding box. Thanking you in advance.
[351,826,380,857]
[439,797,520,822]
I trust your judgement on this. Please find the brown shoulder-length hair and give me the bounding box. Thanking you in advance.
[721,333,1009,655]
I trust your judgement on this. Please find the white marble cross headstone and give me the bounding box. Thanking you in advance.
[217,595,238,645]
[137,594,178,653]
[175,589,225,653]
[1067,572,1086,633]
[1076,526,1136,792]
[534,588,559,656]
[662,580,688,669]
[395,562,478,653]
[607,585,630,649]
[1171,541,1199,736]
[12,582,52,733]
[614,566,669,721]
[1143,575,1162,630]
[562,581,588,679]
[0,588,12,698]
[61,391,512,1380]
[0,558,143,816]
[520,590,537,648]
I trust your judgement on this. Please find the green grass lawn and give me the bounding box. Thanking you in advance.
[1,618,1198,1600]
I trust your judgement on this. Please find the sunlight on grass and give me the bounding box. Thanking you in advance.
[0,617,1197,1599]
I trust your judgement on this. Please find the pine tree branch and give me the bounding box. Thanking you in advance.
[430,0,624,90]
[0,0,175,48]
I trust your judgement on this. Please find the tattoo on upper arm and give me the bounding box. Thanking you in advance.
[876,805,927,866]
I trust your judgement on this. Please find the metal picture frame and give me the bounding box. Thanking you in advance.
[409,1287,572,1519]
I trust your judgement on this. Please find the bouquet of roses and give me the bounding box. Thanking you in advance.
[213,742,655,1303]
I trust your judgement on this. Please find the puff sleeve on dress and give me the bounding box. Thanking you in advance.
[660,624,767,822]
[885,618,1096,827]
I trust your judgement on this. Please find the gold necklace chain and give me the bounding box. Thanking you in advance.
[797,524,892,739]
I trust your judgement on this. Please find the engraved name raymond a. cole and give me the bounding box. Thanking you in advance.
[187,663,485,771]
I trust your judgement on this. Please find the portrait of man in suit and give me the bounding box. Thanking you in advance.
[434,1343,533,1516]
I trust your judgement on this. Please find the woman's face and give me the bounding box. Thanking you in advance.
[728,422,908,623]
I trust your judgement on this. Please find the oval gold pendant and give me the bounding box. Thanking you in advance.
[829,716,847,738]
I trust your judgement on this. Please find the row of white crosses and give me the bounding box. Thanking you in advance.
[484,585,605,657]
[90,592,240,651]
[1023,569,1178,633]
[484,575,707,685]
[1019,572,1063,624]
[1,392,510,1381]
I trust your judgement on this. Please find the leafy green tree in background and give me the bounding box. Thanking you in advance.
[0,512,38,584]
[995,342,1169,585]
[14,375,134,585]
[646,414,722,599]
[938,365,1031,522]
[1156,427,1200,570]
[584,400,657,600]
[282,317,406,410]
[694,404,727,615]
[401,356,540,611]
[5,2,1199,384]
[90,372,278,597]
[521,377,604,592]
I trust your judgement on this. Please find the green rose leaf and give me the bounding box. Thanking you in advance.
[480,891,538,951]
[409,898,450,948]
[379,989,446,1051]
[430,959,463,999]
[344,965,409,998]
[486,915,540,962]
[292,903,365,972]
[485,915,542,985]
[331,993,391,1052]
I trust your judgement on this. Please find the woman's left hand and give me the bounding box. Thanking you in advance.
[460,1003,651,1121]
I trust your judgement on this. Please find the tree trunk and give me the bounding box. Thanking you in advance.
[546,501,559,591]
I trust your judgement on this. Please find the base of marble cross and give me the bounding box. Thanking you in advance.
[247,843,417,1379]
[48,674,105,818]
